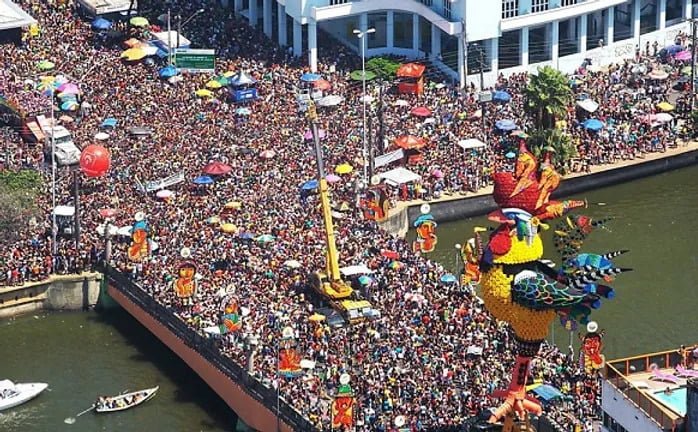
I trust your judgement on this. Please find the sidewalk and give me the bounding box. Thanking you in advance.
[387,139,698,218]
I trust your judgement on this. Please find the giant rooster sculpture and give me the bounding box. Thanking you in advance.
[478,142,631,430]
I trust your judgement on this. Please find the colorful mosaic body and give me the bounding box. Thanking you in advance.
[477,143,630,425]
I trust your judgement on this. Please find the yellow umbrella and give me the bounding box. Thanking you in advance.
[205,80,222,89]
[40,75,55,83]
[220,223,238,233]
[129,17,149,27]
[224,201,242,210]
[657,102,674,112]
[335,163,354,174]
[120,48,146,61]
[308,313,326,322]
[223,71,235,78]
[195,89,213,98]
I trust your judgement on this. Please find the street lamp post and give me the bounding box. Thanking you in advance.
[49,93,57,258]
[175,9,205,65]
[353,27,375,188]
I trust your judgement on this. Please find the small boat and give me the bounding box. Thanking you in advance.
[0,379,48,411]
[94,386,158,413]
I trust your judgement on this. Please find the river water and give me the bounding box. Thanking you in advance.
[0,309,244,432]
[1,166,696,430]
[418,165,698,359]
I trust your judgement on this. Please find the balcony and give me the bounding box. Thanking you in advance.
[501,0,627,31]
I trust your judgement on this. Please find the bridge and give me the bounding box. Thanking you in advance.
[99,264,317,432]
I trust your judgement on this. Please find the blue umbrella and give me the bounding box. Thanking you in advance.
[193,175,214,185]
[92,18,112,30]
[666,44,684,54]
[300,73,321,82]
[440,273,457,284]
[505,151,516,159]
[301,179,319,190]
[495,119,517,131]
[239,232,254,240]
[582,118,604,131]
[101,118,118,128]
[235,107,251,116]
[158,65,178,79]
[493,90,511,103]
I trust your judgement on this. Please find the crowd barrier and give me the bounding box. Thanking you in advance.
[98,264,317,432]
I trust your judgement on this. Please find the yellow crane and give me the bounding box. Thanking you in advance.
[306,103,353,300]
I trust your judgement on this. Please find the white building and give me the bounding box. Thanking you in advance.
[224,0,696,86]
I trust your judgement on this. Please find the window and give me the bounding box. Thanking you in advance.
[531,0,549,13]
[442,0,452,19]
[560,0,577,6]
[329,0,349,5]
[421,0,433,6]
[502,0,518,19]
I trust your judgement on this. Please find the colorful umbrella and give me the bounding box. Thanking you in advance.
[495,119,517,131]
[121,48,146,61]
[256,234,276,243]
[411,106,432,117]
[195,89,213,98]
[582,118,604,131]
[325,174,341,183]
[389,261,403,270]
[206,216,220,225]
[205,80,222,89]
[220,223,238,233]
[308,313,326,322]
[60,101,78,111]
[193,175,214,185]
[284,259,302,269]
[657,101,675,112]
[335,163,353,174]
[158,65,178,78]
[37,60,55,71]
[95,132,110,141]
[300,72,321,82]
[129,17,149,27]
[358,275,373,285]
[202,161,232,175]
[394,135,426,150]
[350,70,376,81]
[223,71,236,78]
[224,201,242,209]
[92,18,112,30]
[235,107,251,116]
[313,79,332,90]
[156,189,174,199]
[259,150,276,159]
[301,179,319,190]
[101,118,118,128]
[493,90,512,102]
[99,208,118,218]
[440,274,458,283]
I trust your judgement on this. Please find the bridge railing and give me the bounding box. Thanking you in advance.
[99,264,317,432]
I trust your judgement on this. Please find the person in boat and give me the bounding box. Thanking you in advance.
[96,396,106,409]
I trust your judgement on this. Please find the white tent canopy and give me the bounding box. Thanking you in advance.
[0,0,36,31]
[378,167,421,186]
[53,205,75,217]
[457,138,487,150]
[229,71,257,86]
[316,95,344,107]
[576,99,599,113]
[151,31,191,50]
[340,264,374,276]
[77,0,133,16]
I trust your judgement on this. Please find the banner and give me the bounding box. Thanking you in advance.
[140,172,185,192]
[374,149,404,169]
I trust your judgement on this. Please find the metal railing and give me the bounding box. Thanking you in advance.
[98,264,317,432]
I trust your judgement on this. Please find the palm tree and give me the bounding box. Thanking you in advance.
[528,128,577,174]
[525,66,572,129]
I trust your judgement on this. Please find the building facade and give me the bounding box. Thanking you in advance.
[225,0,695,86]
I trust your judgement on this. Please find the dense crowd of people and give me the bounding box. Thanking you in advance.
[0,0,693,430]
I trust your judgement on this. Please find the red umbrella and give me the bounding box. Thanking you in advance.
[313,79,332,91]
[394,135,426,150]
[203,161,232,175]
[411,106,432,117]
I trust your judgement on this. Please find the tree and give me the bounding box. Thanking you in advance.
[528,129,577,174]
[366,57,401,80]
[525,66,573,129]
[0,170,43,241]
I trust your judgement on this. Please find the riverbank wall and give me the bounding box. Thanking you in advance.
[101,265,317,432]
[0,273,102,319]
[382,148,698,237]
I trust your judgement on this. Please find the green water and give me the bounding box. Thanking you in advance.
[418,165,698,359]
[0,310,239,432]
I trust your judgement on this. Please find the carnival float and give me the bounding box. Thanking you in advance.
[465,142,631,431]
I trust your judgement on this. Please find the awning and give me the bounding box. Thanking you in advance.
[532,384,564,402]
[374,149,404,168]
[0,0,37,30]
[457,138,486,150]
[151,31,191,50]
[340,264,374,276]
[378,167,421,186]
[576,99,599,113]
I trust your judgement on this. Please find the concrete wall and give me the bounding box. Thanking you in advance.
[394,149,698,231]
[0,273,102,319]
[601,380,664,432]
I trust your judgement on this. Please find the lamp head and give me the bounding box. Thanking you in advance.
[353,29,361,35]
[366,28,376,34]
